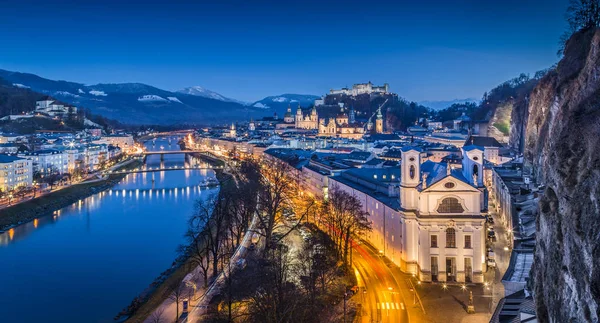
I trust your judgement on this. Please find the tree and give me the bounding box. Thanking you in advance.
[323,188,371,268]
[168,280,190,323]
[148,306,165,323]
[256,158,296,251]
[559,0,600,55]
[190,192,230,277]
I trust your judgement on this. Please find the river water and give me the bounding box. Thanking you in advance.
[0,136,218,323]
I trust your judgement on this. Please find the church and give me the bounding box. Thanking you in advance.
[318,107,366,139]
[327,145,487,283]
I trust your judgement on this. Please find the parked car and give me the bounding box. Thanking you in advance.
[487,216,494,224]
[488,230,497,241]
[487,258,496,268]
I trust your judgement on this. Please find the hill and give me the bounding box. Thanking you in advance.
[0,69,264,125]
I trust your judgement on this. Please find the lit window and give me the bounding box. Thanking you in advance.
[464,235,472,249]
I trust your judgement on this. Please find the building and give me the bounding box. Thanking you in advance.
[464,135,504,165]
[88,128,103,137]
[330,82,389,96]
[328,145,487,283]
[0,155,33,191]
[100,135,134,152]
[0,133,22,144]
[375,107,384,134]
[318,108,366,139]
[35,100,77,117]
[295,106,319,130]
[19,149,68,175]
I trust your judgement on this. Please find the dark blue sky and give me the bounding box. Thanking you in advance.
[0,0,568,102]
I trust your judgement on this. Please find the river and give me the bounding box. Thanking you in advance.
[0,136,218,323]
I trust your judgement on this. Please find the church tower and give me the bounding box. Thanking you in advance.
[349,106,356,124]
[400,147,421,210]
[375,107,383,134]
[230,123,237,138]
[461,145,484,187]
[284,105,294,123]
[248,118,255,131]
[310,106,318,122]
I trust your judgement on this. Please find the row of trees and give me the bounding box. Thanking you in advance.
[170,156,370,322]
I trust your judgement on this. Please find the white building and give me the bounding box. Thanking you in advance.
[35,100,77,117]
[99,135,134,152]
[0,155,33,191]
[330,82,389,96]
[19,149,69,175]
[329,145,487,283]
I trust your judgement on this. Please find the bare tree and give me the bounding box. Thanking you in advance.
[148,306,165,323]
[168,280,189,323]
[190,193,230,277]
[324,188,371,267]
[255,158,296,251]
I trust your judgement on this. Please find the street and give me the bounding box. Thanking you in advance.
[352,241,410,323]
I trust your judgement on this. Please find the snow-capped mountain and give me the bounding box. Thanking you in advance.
[177,86,246,105]
[252,94,320,109]
[0,69,263,125]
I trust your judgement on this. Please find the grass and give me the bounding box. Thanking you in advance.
[123,260,195,323]
[493,122,510,136]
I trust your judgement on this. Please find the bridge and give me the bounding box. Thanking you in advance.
[104,164,224,175]
[137,150,204,156]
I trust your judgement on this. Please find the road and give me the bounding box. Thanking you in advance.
[352,241,409,323]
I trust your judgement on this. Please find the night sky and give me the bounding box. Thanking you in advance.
[0,0,569,102]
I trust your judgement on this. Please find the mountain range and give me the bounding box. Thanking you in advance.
[0,69,318,125]
[418,98,479,110]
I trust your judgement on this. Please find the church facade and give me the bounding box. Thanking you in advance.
[295,106,319,130]
[327,145,487,283]
[318,108,365,139]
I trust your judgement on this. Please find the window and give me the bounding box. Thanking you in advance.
[431,256,439,281]
[409,165,415,179]
[437,198,464,213]
[444,182,455,189]
[464,235,472,249]
[431,235,438,248]
[446,228,456,248]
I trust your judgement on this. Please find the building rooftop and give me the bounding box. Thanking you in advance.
[0,154,27,163]
[464,135,504,148]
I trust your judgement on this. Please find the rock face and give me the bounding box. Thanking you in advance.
[526,28,600,322]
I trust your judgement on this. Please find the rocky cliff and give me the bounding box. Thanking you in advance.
[527,28,600,322]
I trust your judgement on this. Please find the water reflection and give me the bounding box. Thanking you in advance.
[0,137,219,323]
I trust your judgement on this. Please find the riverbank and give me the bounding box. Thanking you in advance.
[0,159,143,232]
[121,168,231,323]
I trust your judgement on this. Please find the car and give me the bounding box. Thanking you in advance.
[487,258,496,268]
[488,230,497,242]
[349,285,359,295]
[487,216,495,224]
[248,243,256,251]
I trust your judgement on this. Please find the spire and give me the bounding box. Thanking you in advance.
[287,104,291,113]
[377,107,382,119]
[447,164,451,175]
